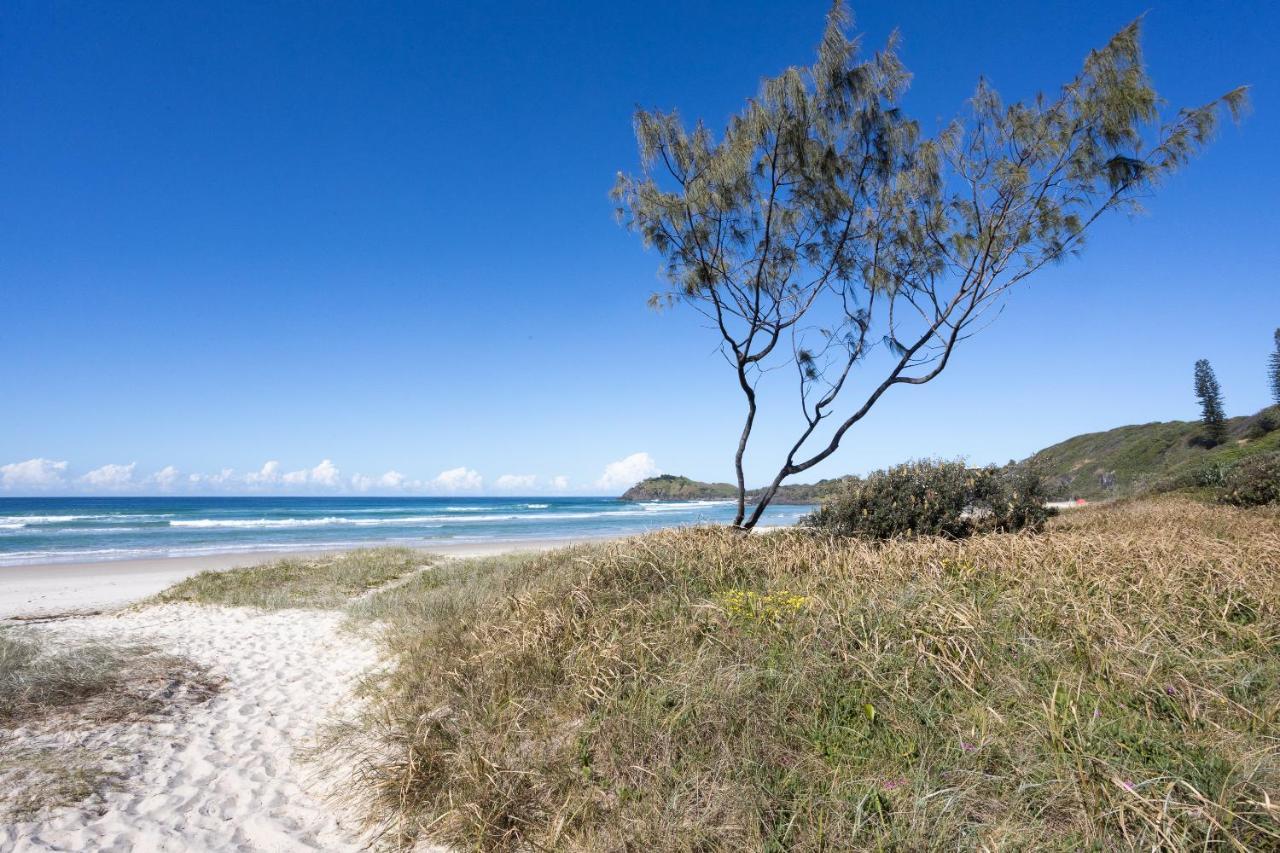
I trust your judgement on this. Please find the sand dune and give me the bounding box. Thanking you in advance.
[1,603,401,852]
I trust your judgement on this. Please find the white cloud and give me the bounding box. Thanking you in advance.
[310,459,340,487]
[494,474,536,492]
[550,475,570,491]
[595,452,659,491]
[79,462,137,490]
[0,458,68,490]
[433,466,483,492]
[279,459,340,488]
[151,465,181,490]
[189,468,236,487]
[245,460,281,485]
[351,470,407,492]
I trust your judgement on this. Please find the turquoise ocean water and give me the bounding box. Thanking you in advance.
[0,497,811,566]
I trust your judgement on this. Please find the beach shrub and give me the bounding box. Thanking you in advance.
[804,459,1054,539]
[1218,452,1280,506]
[328,499,1280,851]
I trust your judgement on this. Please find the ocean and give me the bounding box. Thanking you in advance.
[0,496,811,566]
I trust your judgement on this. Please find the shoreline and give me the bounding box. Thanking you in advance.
[0,535,618,621]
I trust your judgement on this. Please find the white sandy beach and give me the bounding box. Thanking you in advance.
[0,539,597,851]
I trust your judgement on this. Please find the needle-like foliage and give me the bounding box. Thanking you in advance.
[614,2,1247,527]
[1269,328,1280,406]
[1194,358,1228,446]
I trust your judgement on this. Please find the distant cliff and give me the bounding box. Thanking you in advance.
[619,474,853,504]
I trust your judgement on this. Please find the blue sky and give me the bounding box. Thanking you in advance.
[1,0,1275,495]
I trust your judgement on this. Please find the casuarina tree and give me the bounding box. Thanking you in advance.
[614,2,1247,528]
[1194,359,1228,445]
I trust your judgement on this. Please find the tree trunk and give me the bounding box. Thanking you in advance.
[740,465,792,530]
[731,403,755,527]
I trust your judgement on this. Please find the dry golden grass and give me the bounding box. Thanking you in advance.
[332,498,1280,851]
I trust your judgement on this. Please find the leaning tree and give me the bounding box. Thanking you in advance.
[614,3,1246,528]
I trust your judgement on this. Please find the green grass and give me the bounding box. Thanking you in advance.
[345,551,544,625]
[154,547,430,610]
[1029,405,1280,499]
[323,498,1280,851]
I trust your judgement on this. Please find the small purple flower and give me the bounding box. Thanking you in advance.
[1121,780,1135,792]
[960,740,977,752]
[1165,685,1178,696]
[1093,709,1101,718]
[882,777,907,791]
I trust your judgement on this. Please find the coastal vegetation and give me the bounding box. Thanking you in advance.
[154,547,429,610]
[625,403,1280,508]
[620,473,851,504]
[0,631,218,818]
[1026,405,1280,500]
[323,498,1280,850]
[614,1,1245,528]
[805,458,1054,538]
[1193,359,1228,445]
[1270,329,1280,405]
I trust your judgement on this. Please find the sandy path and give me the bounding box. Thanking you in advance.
[1,604,382,852]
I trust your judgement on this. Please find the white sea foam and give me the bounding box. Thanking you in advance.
[0,513,174,527]
[164,505,733,530]
[170,517,351,529]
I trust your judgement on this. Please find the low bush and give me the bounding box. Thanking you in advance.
[1248,409,1278,440]
[1218,452,1280,506]
[804,459,1055,539]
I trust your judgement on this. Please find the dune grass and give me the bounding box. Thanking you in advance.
[0,630,219,818]
[0,631,216,725]
[326,498,1280,851]
[154,547,429,610]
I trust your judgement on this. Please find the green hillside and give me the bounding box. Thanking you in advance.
[622,408,1279,505]
[619,474,853,504]
[1027,407,1280,500]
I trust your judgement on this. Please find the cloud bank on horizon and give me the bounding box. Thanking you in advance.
[0,453,662,496]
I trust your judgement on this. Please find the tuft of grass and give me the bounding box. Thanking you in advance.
[0,745,123,821]
[0,631,217,725]
[327,497,1280,851]
[0,630,219,819]
[155,547,429,611]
